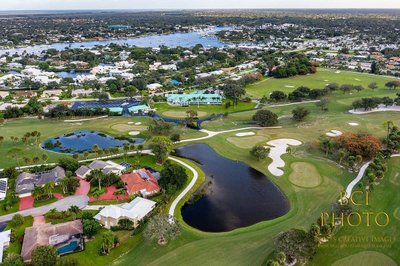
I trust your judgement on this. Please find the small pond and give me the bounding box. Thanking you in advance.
[41,130,145,154]
[177,144,289,232]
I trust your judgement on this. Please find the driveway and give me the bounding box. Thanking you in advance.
[0,195,89,223]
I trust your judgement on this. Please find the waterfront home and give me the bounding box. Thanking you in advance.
[120,168,160,197]
[88,160,126,176]
[15,166,65,197]
[75,165,92,179]
[21,220,84,262]
[94,197,156,229]
[0,230,11,263]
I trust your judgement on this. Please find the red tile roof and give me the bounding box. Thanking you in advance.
[120,169,160,196]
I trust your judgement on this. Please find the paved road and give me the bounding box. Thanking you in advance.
[0,195,89,223]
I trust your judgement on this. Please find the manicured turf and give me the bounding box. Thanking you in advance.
[331,251,397,266]
[288,162,322,188]
[116,70,400,264]
[162,110,208,118]
[245,68,395,98]
[2,69,400,265]
[5,215,33,255]
[153,101,257,118]
[312,157,400,264]
[226,135,267,149]
[111,123,148,132]
[0,116,203,169]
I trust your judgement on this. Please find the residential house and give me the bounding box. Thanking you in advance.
[15,166,65,196]
[87,160,126,176]
[0,230,11,263]
[94,197,156,229]
[0,179,7,201]
[21,220,84,262]
[75,165,92,179]
[120,168,160,197]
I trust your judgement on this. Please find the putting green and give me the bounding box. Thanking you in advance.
[394,207,400,221]
[162,110,208,118]
[111,124,147,132]
[332,251,397,266]
[288,162,322,188]
[226,136,267,149]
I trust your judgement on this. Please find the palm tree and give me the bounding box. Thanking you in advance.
[91,170,104,190]
[32,186,45,200]
[68,205,80,214]
[41,154,49,163]
[44,181,55,199]
[59,177,70,194]
[383,121,394,142]
[7,148,22,167]
[338,150,346,165]
[92,144,100,152]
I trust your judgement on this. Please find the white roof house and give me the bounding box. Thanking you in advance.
[0,230,11,263]
[0,178,7,201]
[94,197,156,229]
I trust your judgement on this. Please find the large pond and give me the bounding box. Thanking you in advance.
[41,130,144,154]
[176,144,289,232]
[0,27,229,56]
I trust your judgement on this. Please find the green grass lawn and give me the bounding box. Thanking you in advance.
[245,68,395,98]
[88,199,129,205]
[0,116,203,169]
[5,215,33,255]
[1,69,400,265]
[311,157,400,265]
[33,196,58,207]
[66,229,142,265]
[153,101,256,118]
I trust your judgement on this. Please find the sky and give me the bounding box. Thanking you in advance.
[0,0,399,10]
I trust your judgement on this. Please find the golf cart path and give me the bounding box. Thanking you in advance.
[345,154,400,197]
[167,157,198,220]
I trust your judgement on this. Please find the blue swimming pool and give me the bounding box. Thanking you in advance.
[57,240,79,255]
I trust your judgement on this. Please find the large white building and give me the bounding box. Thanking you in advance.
[94,197,156,229]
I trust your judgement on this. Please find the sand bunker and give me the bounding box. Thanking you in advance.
[354,78,361,81]
[266,139,302,177]
[335,71,341,74]
[128,131,140,136]
[285,85,295,88]
[326,130,343,137]
[235,132,255,137]
[348,122,359,126]
[135,122,142,125]
[128,122,134,124]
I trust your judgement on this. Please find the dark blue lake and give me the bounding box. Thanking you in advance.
[177,144,289,232]
[41,130,144,154]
